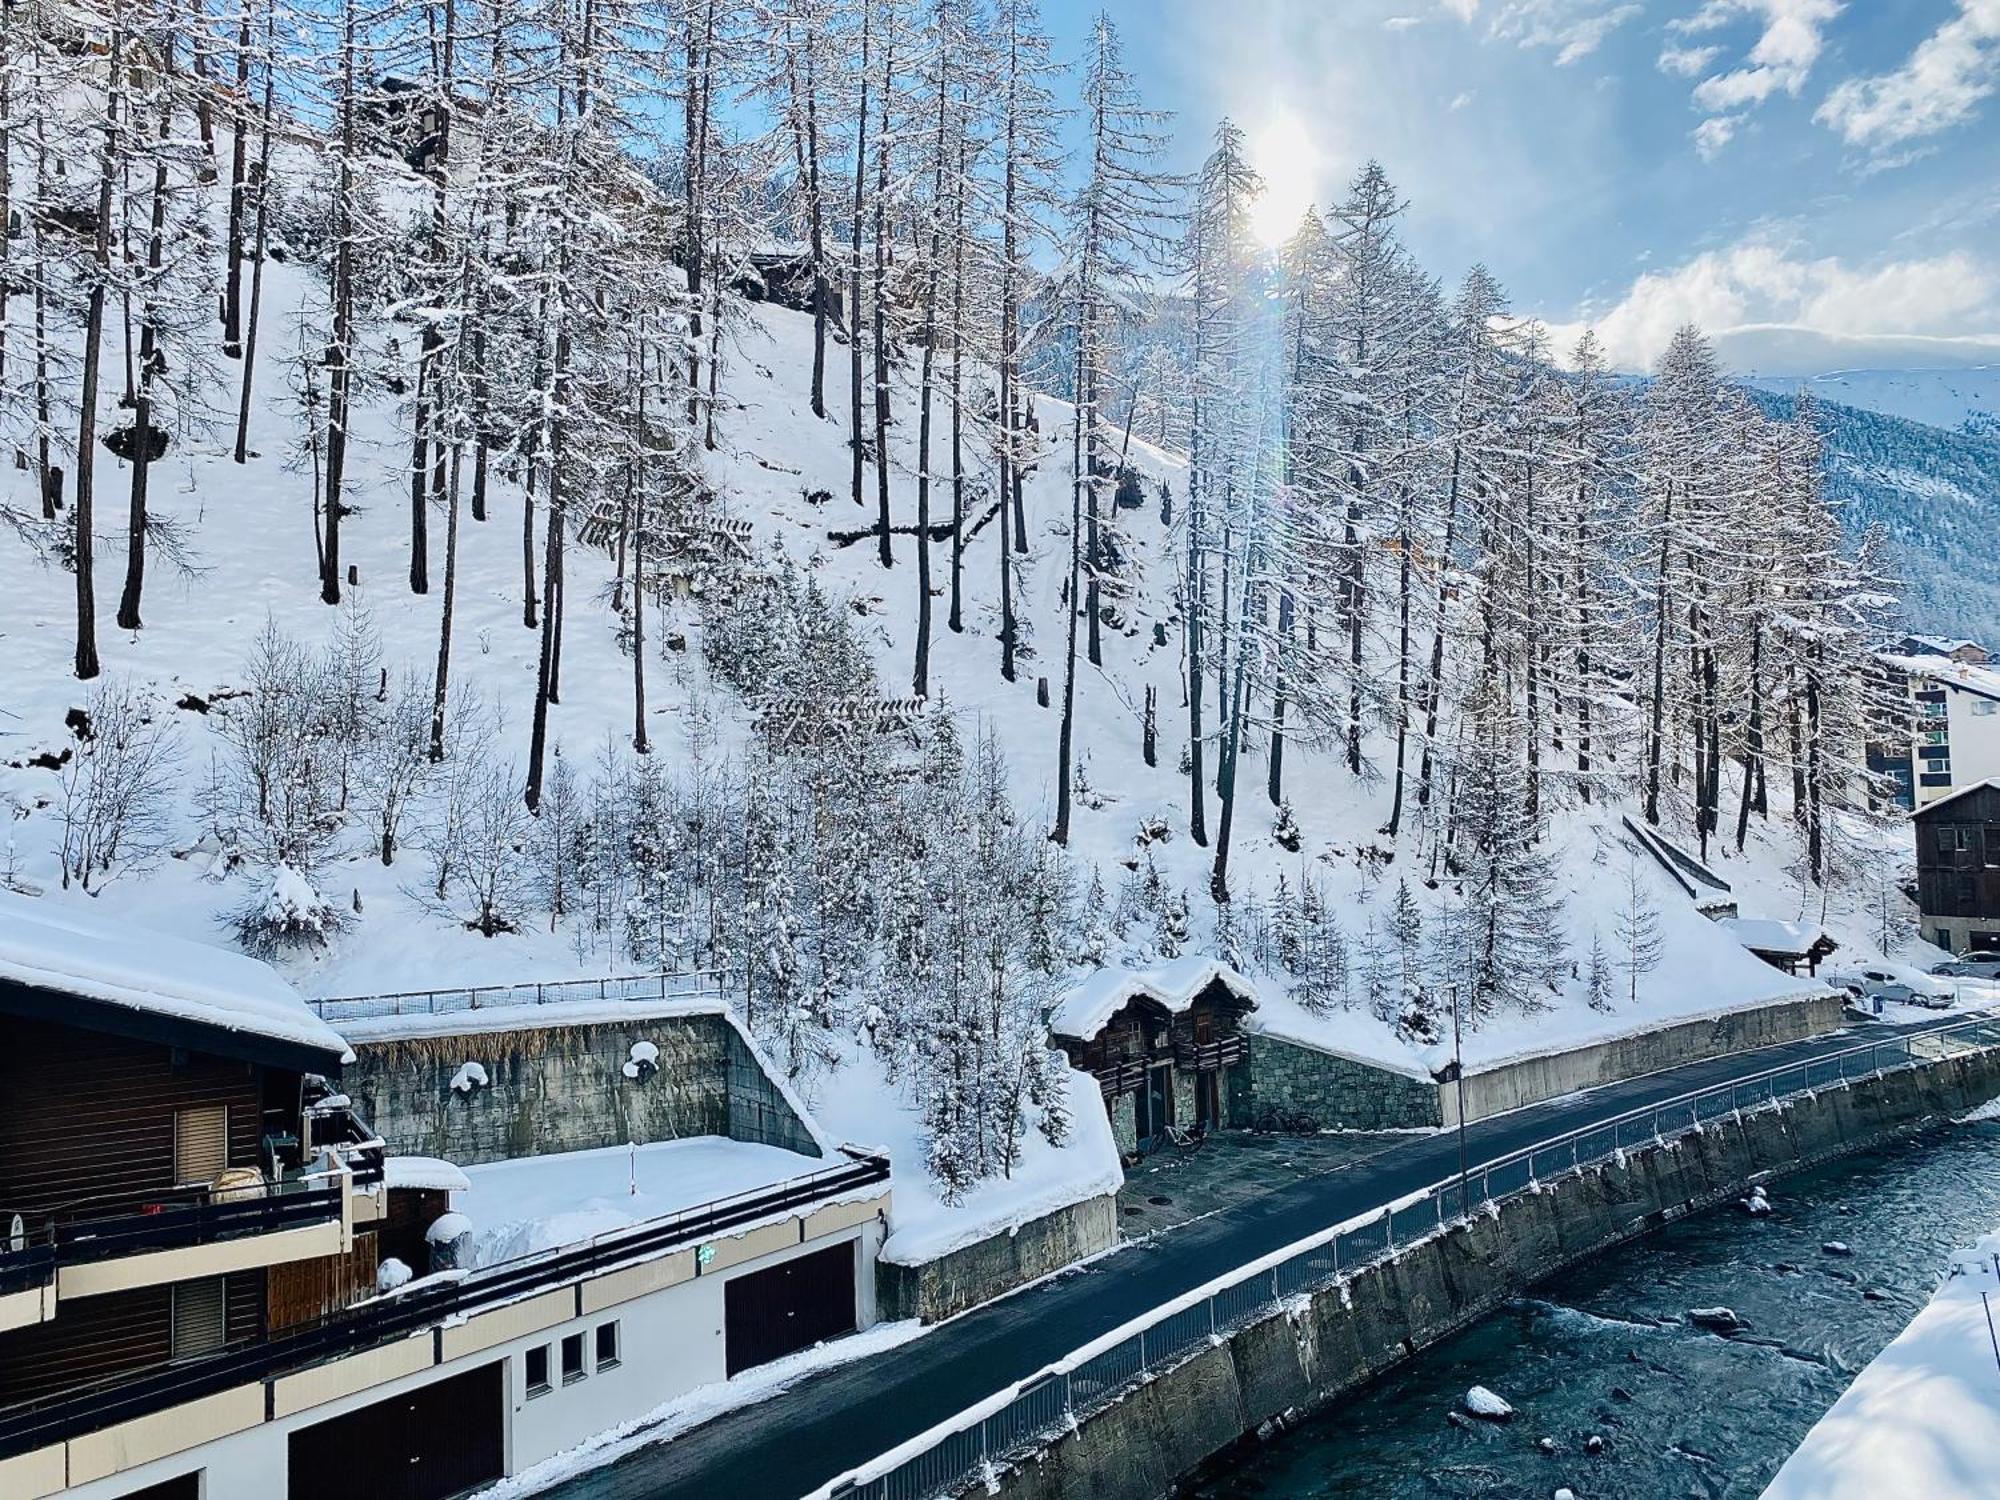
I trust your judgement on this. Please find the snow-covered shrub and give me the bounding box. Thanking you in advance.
[622,1041,660,1082]
[234,863,345,957]
[376,1257,413,1293]
[450,1061,489,1095]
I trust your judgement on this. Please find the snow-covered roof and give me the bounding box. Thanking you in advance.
[382,1155,473,1194]
[1878,653,2000,703]
[0,891,353,1067]
[1049,957,1257,1042]
[1914,778,2000,819]
[1717,916,1835,958]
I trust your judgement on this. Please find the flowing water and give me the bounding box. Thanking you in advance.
[1186,1118,2000,1500]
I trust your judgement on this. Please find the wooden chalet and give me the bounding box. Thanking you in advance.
[0,895,392,1410]
[1915,779,2000,956]
[1050,960,1258,1154]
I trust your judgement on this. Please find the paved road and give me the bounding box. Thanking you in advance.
[542,1012,1975,1500]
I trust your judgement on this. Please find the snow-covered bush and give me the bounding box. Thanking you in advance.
[233,863,345,957]
[55,676,180,893]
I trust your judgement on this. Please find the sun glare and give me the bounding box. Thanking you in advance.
[1248,113,1320,249]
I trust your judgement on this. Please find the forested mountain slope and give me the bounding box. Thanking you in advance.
[1746,390,2000,642]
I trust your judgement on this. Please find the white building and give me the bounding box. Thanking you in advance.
[1871,639,2000,810]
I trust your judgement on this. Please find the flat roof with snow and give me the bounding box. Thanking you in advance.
[0,891,353,1072]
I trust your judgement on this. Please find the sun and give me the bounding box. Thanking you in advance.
[1248,112,1320,249]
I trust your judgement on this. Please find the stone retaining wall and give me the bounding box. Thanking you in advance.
[982,1041,2000,1500]
[344,1009,819,1166]
[1449,992,1850,1126]
[876,1195,1121,1324]
[1238,1034,1443,1131]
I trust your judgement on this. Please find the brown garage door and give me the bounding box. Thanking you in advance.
[288,1360,504,1500]
[723,1240,857,1376]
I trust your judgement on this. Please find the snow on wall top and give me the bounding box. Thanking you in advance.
[381,1155,473,1194]
[0,891,353,1064]
[1048,956,1258,1042]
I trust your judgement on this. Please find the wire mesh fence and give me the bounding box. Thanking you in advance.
[829,1014,2000,1500]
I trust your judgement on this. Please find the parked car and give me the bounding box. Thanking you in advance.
[1934,958,2000,982]
[1829,962,1957,1010]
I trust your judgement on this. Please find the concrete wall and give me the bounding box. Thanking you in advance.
[345,1011,818,1166]
[982,1042,2000,1500]
[1238,1034,1444,1131]
[877,1194,1120,1324]
[51,1209,888,1500]
[1447,992,1849,1127]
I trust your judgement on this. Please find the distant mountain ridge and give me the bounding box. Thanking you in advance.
[1742,366,2000,434]
[1746,388,2000,641]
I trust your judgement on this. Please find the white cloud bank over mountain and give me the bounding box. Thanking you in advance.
[1544,235,2000,374]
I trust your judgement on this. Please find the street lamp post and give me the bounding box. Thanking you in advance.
[1450,984,1469,1218]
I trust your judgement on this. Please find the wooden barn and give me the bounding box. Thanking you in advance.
[1049,960,1258,1154]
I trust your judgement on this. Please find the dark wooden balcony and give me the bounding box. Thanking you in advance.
[1173,1035,1247,1073]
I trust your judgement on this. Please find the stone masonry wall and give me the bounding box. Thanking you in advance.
[1453,993,1849,1125]
[345,1010,818,1166]
[876,1194,1121,1324]
[1238,1034,1445,1131]
[984,1042,2000,1500]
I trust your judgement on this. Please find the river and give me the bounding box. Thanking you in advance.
[1185,1117,2000,1500]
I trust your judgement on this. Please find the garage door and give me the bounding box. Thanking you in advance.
[288,1361,504,1500]
[723,1240,857,1376]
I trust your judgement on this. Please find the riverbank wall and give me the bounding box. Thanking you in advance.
[979,1039,2000,1500]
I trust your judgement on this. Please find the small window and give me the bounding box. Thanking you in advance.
[170,1277,225,1359]
[561,1331,587,1385]
[595,1321,621,1370]
[525,1344,551,1397]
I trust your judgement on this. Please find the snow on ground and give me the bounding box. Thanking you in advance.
[454,1137,831,1267]
[813,1056,1124,1266]
[1761,1227,2000,1500]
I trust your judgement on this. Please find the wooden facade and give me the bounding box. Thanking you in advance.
[1053,979,1254,1153]
[1916,782,2000,954]
[0,1016,272,1217]
[0,969,366,1418]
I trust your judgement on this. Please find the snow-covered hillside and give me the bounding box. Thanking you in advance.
[0,13,1934,1240]
[1744,365,2000,435]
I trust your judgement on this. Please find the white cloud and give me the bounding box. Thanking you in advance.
[1693,113,1744,157]
[1383,14,1426,29]
[1658,43,1723,76]
[1439,0,1638,60]
[1450,89,1477,110]
[1670,0,1842,155]
[1549,235,2000,371]
[1816,0,2000,155]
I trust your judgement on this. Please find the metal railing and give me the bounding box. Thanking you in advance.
[0,1176,347,1290]
[308,968,726,1021]
[0,1148,890,1461]
[827,1014,2000,1500]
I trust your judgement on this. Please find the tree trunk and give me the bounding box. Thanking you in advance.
[74,16,125,679]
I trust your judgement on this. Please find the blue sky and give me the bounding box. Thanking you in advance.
[1039,0,2000,374]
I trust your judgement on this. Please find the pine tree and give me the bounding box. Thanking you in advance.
[1613,854,1664,1005]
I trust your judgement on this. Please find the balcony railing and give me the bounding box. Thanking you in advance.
[1173,1035,1247,1072]
[0,1176,345,1288]
[0,1148,891,1461]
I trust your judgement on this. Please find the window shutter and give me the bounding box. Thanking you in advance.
[175,1105,229,1186]
[171,1277,226,1359]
